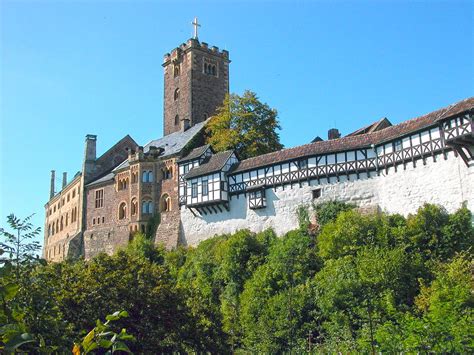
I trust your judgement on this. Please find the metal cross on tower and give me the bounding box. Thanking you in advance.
[192,17,201,39]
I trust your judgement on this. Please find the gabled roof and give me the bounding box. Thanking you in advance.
[346,117,392,137]
[231,97,474,174]
[185,150,235,179]
[177,144,212,163]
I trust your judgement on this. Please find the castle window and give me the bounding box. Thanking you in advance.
[191,183,198,198]
[202,179,209,196]
[161,194,171,212]
[163,167,173,180]
[174,64,180,77]
[203,59,218,77]
[394,140,402,152]
[72,190,76,198]
[48,224,51,237]
[56,220,59,233]
[312,188,322,199]
[131,198,138,216]
[67,193,70,202]
[93,218,96,225]
[102,217,105,223]
[66,213,69,226]
[119,202,127,220]
[175,115,179,126]
[142,200,154,214]
[174,88,180,101]
[95,189,104,208]
[249,189,266,210]
[60,216,64,231]
[131,172,138,183]
[142,170,153,183]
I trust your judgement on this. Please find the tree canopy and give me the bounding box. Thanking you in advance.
[205,90,283,159]
[1,204,473,353]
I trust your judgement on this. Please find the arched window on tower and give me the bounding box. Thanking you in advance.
[161,194,171,213]
[118,202,127,220]
[174,88,180,101]
[174,64,180,77]
[131,198,137,216]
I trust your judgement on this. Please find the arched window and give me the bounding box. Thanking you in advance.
[56,220,59,233]
[174,88,180,101]
[161,194,171,212]
[211,65,216,76]
[174,65,180,77]
[118,202,127,220]
[66,213,69,226]
[48,224,52,236]
[175,115,179,126]
[148,171,153,182]
[131,198,137,216]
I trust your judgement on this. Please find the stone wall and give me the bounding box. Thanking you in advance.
[163,39,229,136]
[180,151,473,246]
[155,158,181,249]
[43,176,82,262]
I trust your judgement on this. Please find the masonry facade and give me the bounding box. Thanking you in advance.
[43,31,474,261]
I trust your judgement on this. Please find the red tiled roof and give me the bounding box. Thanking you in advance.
[232,97,474,174]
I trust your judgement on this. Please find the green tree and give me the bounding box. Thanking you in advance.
[239,230,320,352]
[376,253,474,352]
[0,214,41,276]
[205,90,283,159]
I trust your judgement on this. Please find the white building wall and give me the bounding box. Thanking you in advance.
[180,151,473,246]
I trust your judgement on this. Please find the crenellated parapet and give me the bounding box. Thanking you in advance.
[163,38,230,66]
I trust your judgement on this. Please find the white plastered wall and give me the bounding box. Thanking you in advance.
[181,151,473,246]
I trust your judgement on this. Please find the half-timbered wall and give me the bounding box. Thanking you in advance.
[182,152,238,206]
[179,118,473,246]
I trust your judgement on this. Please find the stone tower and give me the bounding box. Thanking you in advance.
[162,37,230,136]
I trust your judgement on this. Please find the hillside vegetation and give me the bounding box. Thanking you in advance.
[1,202,473,353]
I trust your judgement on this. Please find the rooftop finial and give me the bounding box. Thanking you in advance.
[192,17,201,40]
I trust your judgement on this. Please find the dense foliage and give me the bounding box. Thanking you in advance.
[205,90,283,159]
[1,203,473,353]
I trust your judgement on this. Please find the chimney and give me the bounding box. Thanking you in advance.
[83,134,97,181]
[182,118,191,132]
[62,172,67,189]
[328,128,341,140]
[50,170,55,199]
[84,134,97,161]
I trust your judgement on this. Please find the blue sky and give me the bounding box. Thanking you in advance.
[1,0,472,246]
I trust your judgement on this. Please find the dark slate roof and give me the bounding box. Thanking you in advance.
[185,150,234,179]
[112,120,208,172]
[177,144,211,163]
[346,117,392,137]
[86,172,114,187]
[232,97,474,174]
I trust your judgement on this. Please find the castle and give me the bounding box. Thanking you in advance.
[43,25,474,262]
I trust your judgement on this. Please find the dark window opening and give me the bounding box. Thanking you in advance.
[312,188,322,199]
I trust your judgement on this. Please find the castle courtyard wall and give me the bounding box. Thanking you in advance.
[180,151,473,246]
